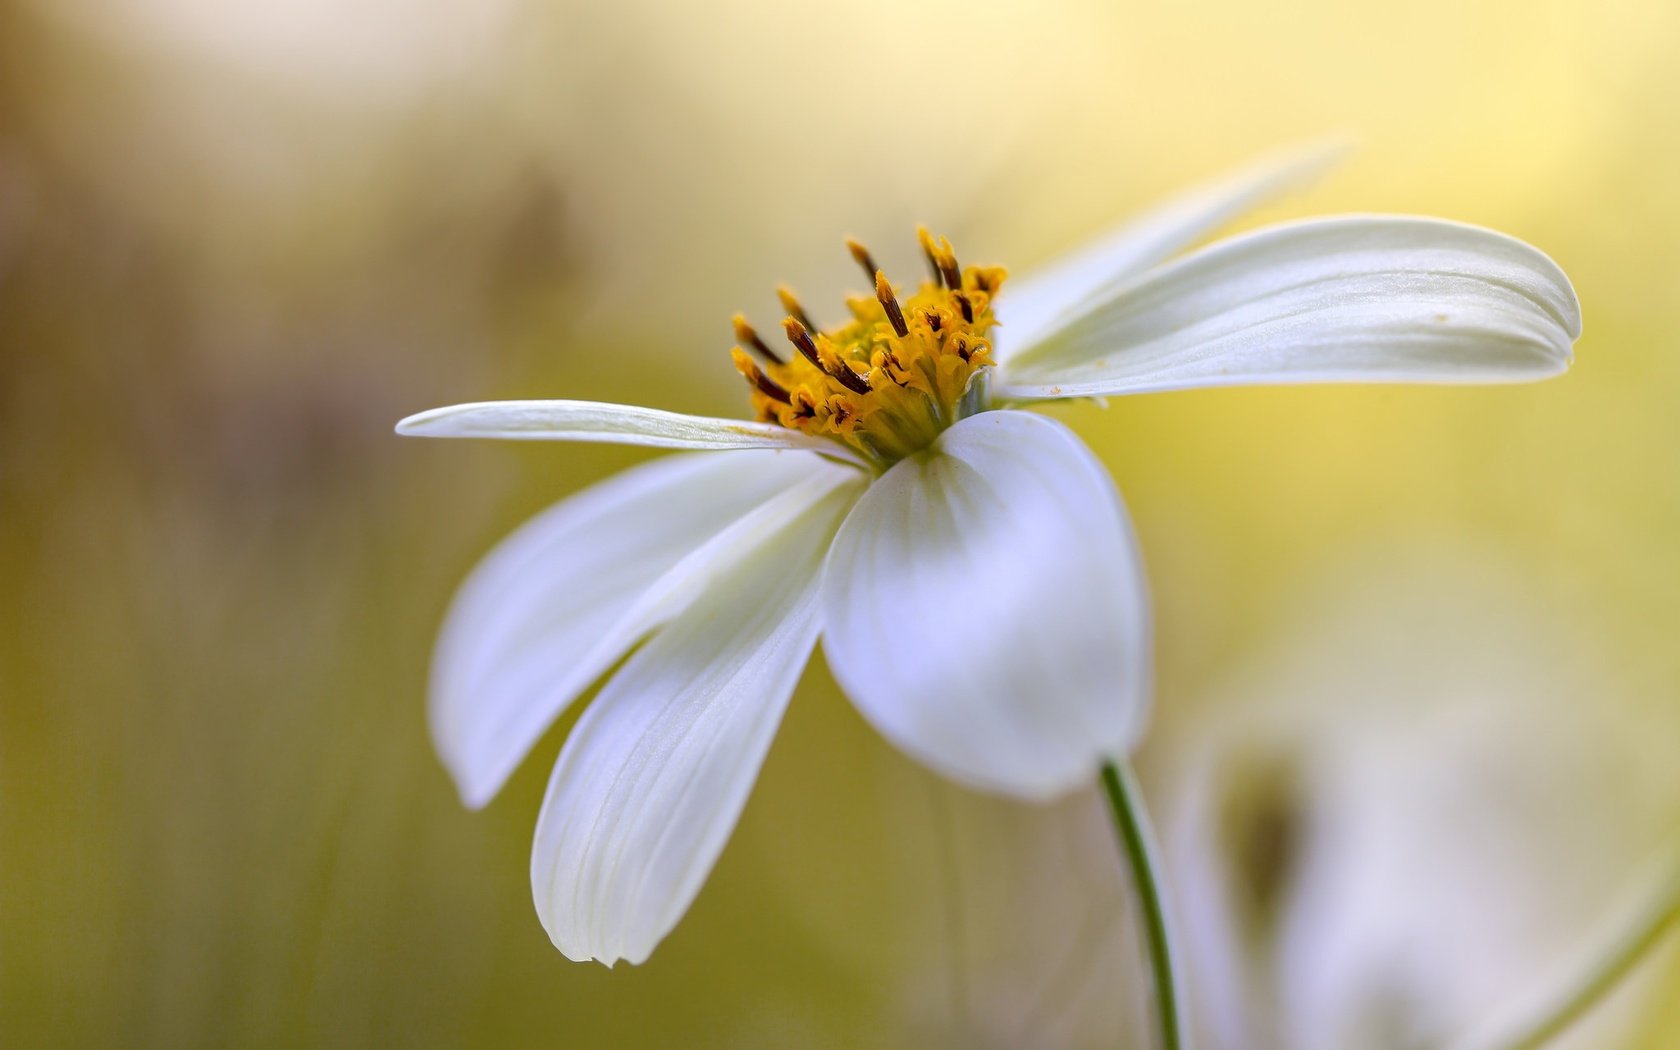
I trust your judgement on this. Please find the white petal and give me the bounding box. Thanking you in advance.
[997,216,1581,399]
[530,473,861,965]
[821,410,1151,801]
[432,449,850,808]
[397,399,860,461]
[996,140,1344,360]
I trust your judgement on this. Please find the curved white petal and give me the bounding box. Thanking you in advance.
[821,410,1151,801]
[997,215,1581,399]
[997,139,1345,360]
[432,450,850,808]
[531,473,861,965]
[397,399,860,460]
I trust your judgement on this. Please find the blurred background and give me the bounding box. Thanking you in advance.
[2,0,1677,1046]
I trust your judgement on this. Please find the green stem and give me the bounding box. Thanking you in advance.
[1100,760,1187,1050]
[1482,837,1680,1050]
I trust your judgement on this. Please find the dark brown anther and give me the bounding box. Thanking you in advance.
[731,347,792,403]
[827,361,873,395]
[789,388,818,422]
[923,309,942,333]
[784,318,872,395]
[916,226,942,282]
[748,367,791,403]
[777,286,816,334]
[845,238,878,283]
[732,313,783,365]
[916,226,963,289]
[875,270,909,337]
[936,240,962,291]
[781,316,823,366]
[818,338,874,395]
[953,292,974,324]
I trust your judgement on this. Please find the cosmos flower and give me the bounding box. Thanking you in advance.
[1160,550,1662,1050]
[398,146,1581,965]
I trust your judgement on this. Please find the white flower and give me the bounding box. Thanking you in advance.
[1161,547,1663,1050]
[397,144,1581,965]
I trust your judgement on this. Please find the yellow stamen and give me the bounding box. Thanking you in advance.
[781,316,822,366]
[875,270,909,337]
[731,347,791,407]
[776,286,816,334]
[916,226,943,282]
[917,225,961,289]
[730,230,1007,467]
[732,314,783,365]
[845,238,877,283]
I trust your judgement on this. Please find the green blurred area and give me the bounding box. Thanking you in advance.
[1,0,1677,1046]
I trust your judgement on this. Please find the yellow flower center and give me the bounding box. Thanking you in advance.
[729,228,1007,469]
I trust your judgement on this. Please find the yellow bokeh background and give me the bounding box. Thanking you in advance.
[2,0,1676,1045]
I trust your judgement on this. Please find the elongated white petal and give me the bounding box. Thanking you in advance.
[821,410,1151,800]
[531,473,861,965]
[997,140,1344,360]
[997,216,1581,399]
[397,399,859,460]
[432,450,849,808]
